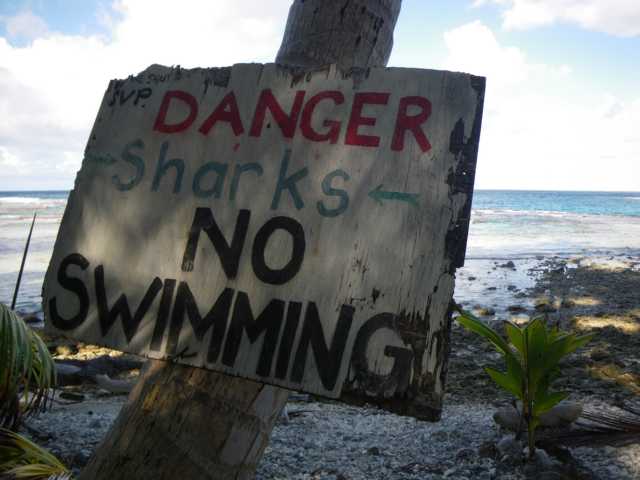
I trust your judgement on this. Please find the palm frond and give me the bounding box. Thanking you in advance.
[0,428,70,479]
[540,403,640,448]
[0,303,56,429]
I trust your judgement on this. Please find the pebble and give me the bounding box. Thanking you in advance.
[21,396,639,480]
[497,435,523,463]
[21,252,640,479]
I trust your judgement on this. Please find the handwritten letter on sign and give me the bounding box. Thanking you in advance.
[43,64,484,420]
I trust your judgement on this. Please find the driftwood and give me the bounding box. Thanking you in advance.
[55,356,142,386]
[93,374,134,394]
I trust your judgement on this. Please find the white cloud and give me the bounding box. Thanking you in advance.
[0,145,30,174]
[476,0,640,36]
[443,21,640,191]
[443,21,558,91]
[2,10,49,42]
[0,0,290,190]
[56,151,82,175]
[2,3,639,192]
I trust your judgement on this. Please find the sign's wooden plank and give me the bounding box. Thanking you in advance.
[43,64,484,420]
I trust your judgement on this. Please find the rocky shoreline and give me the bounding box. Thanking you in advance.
[22,253,640,479]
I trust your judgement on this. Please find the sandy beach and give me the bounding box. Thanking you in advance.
[17,252,638,479]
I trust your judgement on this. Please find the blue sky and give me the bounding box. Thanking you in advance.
[1,0,639,191]
[396,1,638,95]
[0,0,114,39]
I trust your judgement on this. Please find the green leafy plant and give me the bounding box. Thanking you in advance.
[0,428,70,479]
[455,307,593,459]
[0,303,56,429]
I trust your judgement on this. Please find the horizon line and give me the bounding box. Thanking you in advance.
[1,188,640,194]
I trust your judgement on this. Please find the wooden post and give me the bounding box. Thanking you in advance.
[79,2,402,478]
[276,0,401,70]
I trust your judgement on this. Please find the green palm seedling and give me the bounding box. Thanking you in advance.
[455,307,593,459]
[0,428,70,479]
[0,303,56,429]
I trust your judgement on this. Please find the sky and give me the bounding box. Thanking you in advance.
[0,0,639,191]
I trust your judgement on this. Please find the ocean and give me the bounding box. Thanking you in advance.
[2,189,640,317]
[467,190,640,258]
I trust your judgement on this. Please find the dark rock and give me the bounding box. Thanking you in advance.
[478,441,498,459]
[507,285,518,291]
[531,448,558,470]
[468,276,477,281]
[288,393,311,402]
[534,303,557,313]
[538,402,582,427]
[614,358,626,368]
[55,363,83,385]
[22,315,42,324]
[500,261,516,269]
[536,443,598,479]
[560,299,576,309]
[495,402,582,431]
[497,436,523,463]
[522,448,573,480]
[507,305,527,313]
[455,447,475,461]
[59,391,85,402]
[88,418,103,429]
[534,296,557,312]
[366,446,381,456]
[524,465,566,480]
[486,286,497,291]
[72,450,92,467]
[494,405,521,432]
[590,349,611,361]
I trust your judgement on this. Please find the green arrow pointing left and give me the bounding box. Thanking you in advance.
[368,184,419,207]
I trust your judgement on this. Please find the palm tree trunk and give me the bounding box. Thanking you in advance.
[79,2,402,479]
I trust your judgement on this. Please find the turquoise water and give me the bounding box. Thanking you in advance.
[468,190,640,259]
[0,191,67,314]
[473,190,640,217]
[1,189,640,314]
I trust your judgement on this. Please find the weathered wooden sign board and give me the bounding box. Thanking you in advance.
[43,63,484,420]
